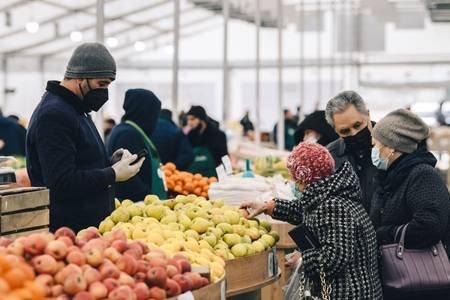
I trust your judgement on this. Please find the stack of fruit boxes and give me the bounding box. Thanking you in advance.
[0,187,49,237]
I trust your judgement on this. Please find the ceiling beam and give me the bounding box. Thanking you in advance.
[3,0,174,55]
[0,0,30,13]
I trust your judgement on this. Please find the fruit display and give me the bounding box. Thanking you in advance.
[254,156,290,179]
[162,163,217,197]
[0,227,209,300]
[99,194,279,283]
[0,252,45,300]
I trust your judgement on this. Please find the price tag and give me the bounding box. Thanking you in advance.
[220,279,226,300]
[267,250,275,277]
[178,291,194,300]
[216,165,227,182]
[221,155,233,175]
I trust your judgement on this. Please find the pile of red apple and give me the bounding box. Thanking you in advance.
[0,227,209,300]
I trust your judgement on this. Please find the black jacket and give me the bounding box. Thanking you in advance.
[370,145,450,257]
[26,81,115,233]
[273,162,382,299]
[327,138,377,213]
[151,116,194,170]
[294,111,339,146]
[0,117,26,156]
[187,122,228,166]
[107,89,161,202]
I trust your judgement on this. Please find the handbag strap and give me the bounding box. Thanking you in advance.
[396,224,409,259]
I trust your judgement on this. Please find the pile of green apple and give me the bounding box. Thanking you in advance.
[98,195,279,282]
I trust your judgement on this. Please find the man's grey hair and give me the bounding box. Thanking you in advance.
[325,91,368,127]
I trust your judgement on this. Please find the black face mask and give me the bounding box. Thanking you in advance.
[79,80,109,112]
[343,125,372,153]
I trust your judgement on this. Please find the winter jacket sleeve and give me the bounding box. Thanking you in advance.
[35,110,115,196]
[210,131,228,166]
[107,129,151,201]
[302,197,356,279]
[175,131,195,170]
[272,198,303,225]
[377,166,450,248]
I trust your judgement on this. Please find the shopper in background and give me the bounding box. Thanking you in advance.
[273,109,297,151]
[294,110,339,146]
[107,89,167,201]
[325,91,376,212]
[27,43,144,232]
[0,111,26,156]
[370,109,450,299]
[187,105,228,177]
[103,117,116,141]
[293,105,302,124]
[240,142,382,299]
[239,110,254,137]
[178,110,188,127]
[151,109,194,170]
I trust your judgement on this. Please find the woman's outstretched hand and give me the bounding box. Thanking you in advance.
[240,199,274,219]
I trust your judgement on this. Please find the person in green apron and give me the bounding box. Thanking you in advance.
[107,89,167,201]
[186,106,228,177]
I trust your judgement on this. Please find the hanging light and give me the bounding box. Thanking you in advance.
[70,31,83,42]
[106,37,119,48]
[25,21,40,33]
[134,41,146,52]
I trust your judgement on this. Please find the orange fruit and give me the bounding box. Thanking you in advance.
[194,174,202,180]
[199,179,208,187]
[165,162,176,171]
[0,278,10,293]
[193,188,202,195]
[184,183,194,193]
[164,170,172,177]
[170,174,179,182]
[174,186,183,194]
[23,281,45,300]
[3,268,26,289]
[202,185,209,192]
[209,177,218,183]
[201,192,208,198]
[18,264,35,281]
[166,179,175,189]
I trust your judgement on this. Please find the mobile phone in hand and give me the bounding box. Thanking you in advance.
[131,149,148,165]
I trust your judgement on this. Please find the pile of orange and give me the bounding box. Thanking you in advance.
[0,254,45,300]
[163,163,218,198]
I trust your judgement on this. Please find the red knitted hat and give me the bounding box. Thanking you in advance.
[287,142,335,186]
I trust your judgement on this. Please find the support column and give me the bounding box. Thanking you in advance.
[255,0,261,145]
[172,0,180,118]
[95,0,105,137]
[277,0,285,151]
[222,0,230,123]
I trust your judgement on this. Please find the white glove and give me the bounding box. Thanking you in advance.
[112,151,145,182]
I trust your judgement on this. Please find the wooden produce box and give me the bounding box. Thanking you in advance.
[168,275,226,300]
[225,248,279,297]
[0,187,50,237]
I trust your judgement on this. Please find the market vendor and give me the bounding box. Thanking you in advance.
[26,43,144,232]
[294,110,338,146]
[107,89,167,201]
[186,106,228,177]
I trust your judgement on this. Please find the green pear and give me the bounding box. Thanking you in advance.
[99,218,115,234]
[246,227,261,241]
[232,225,246,236]
[246,244,256,256]
[269,230,280,243]
[211,199,224,208]
[126,204,143,218]
[224,211,240,225]
[259,220,272,232]
[114,198,121,209]
[252,240,266,253]
[202,232,218,247]
[198,200,213,209]
[185,229,200,240]
[208,227,224,239]
[231,243,248,257]
[211,214,227,225]
[247,219,259,228]
[223,233,242,248]
[131,216,145,225]
[121,199,134,208]
[145,205,166,221]
[216,223,233,234]
[160,213,178,225]
[215,240,229,250]
[163,199,177,209]
[144,195,160,205]
[261,234,276,248]
[241,235,252,244]
[110,207,130,223]
[178,214,193,230]
[186,207,208,220]
[191,217,211,234]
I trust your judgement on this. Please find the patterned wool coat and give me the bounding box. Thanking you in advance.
[273,161,383,299]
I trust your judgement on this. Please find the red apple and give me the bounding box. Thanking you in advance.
[83,267,102,285]
[111,240,129,254]
[45,240,68,260]
[184,272,203,290]
[104,247,122,263]
[35,274,53,296]
[57,236,74,247]
[165,278,182,297]
[148,286,166,300]
[137,260,151,274]
[200,277,209,287]
[32,254,58,274]
[63,273,87,295]
[51,284,64,297]
[146,267,167,289]
[110,229,127,242]
[118,272,136,288]
[148,257,168,269]
[84,247,104,267]
[0,237,13,247]
[24,233,48,255]
[66,250,86,266]
[89,281,108,299]
[103,278,120,293]
[127,242,144,257]
[116,254,138,275]
[135,241,149,254]
[123,249,141,261]
[55,264,82,285]
[134,282,150,300]
[55,261,66,273]
[6,241,24,256]
[134,272,147,283]
[56,295,70,300]
[177,259,191,273]
[172,253,188,261]
[100,263,120,279]
[74,291,95,300]
[144,251,166,262]
[172,274,193,293]
[166,264,180,278]
[55,227,76,243]
[108,285,134,300]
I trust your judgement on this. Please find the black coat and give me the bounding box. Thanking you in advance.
[26,81,115,233]
[294,110,339,146]
[107,89,161,202]
[187,123,228,166]
[272,162,382,299]
[151,117,194,170]
[0,117,26,156]
[327,138,377,213]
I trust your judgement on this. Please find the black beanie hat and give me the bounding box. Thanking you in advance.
[187,106,207,121]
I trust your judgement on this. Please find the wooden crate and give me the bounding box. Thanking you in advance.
[0,187,50,237]
[168,275,226,300]
[225,248,279,297]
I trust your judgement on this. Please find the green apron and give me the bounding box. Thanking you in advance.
[188,146,217,178]
[125,120,167,200]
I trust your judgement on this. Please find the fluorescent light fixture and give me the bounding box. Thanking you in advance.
[70,31,83,42]
[106,37,118,48]
[25,21,39,33]
[134,41,146,52]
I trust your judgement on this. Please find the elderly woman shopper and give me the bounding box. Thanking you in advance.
[370,109,450,300]
[241,142,382,299]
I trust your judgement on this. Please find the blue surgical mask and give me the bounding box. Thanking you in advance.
[371,147,389,170]
[291,183,303,200]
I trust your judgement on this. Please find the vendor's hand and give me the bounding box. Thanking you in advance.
[240,199,273,219]
[285,250,302,269]
[112,153,145,182]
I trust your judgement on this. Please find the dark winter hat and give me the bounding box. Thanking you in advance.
[373,109,429,154]
[65,42,116,80]
[160,109,173,121]
[187,106,207,121]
